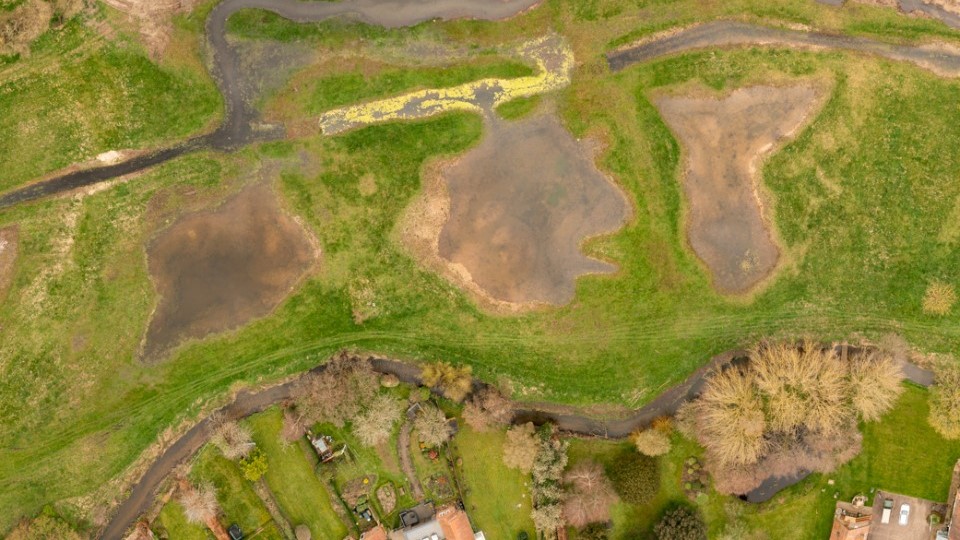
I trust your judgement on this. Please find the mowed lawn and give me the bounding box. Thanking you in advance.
[154,500,212,540]
[191,447,285,540]
[454,426,536,539]
[247,408,349,540]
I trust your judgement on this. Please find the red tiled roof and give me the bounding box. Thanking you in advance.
[361,525,389,540]
[437,506,475,540]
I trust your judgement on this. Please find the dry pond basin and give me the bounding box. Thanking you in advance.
[417,112,630,307]
[654,84,824,293]
[143,184,318,361]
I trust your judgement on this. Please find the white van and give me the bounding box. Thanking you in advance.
[881,499,894,524]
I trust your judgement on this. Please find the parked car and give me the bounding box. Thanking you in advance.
[900,504,911,526]
[882,499,894,524]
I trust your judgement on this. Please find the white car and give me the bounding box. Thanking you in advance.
[899,503,911,525]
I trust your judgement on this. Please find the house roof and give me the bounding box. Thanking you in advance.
[361,525,389,540]
[437,506,476,540]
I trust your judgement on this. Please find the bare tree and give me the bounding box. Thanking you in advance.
[209,420,254,460]
[293,354,379,427]
[463,387,513,431]
[413,404,452,447]
[353,394,402,447]
[696,367,768,466]
[689,341,903,494]
[562,461,617,528]
[848,351,904,421]
[751,342,846,435]
[420,361,473,402]
[503,422,539,473]
[179,480,229,540]
[633,429,671,457]
[280,408,308,445]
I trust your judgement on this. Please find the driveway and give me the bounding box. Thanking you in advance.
[869,490,943,540]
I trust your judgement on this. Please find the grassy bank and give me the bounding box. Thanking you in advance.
[3,0,960,533]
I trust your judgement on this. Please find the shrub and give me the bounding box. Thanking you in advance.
[608,451,659,504]
[633,429,671,456]
[930,365,960,439]
[239,447,269,482]
[653,506,706,540]
[421,361,473,402]
[923,281,957,315]
[578,523,610,540]
[503,422,539,473]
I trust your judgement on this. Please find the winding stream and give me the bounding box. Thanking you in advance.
[0,0,541,210]
[607,20,960,74]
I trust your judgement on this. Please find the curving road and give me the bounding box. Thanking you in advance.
[607,20,960,75]
[98,350,933,538]
[0,0,541,210]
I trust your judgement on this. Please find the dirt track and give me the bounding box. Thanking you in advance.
[654,85,824,293]
[143,183,317,361]
[607,20,960,76]
[437,113,630,305]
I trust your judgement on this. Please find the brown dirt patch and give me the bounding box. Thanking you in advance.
[400,113,629,311]
[0,225,19,301]
[101,0,200,59]
[143,183,318,361]
[653,85,825,294]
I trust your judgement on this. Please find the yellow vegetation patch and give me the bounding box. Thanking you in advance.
[317,35,574,135]
[923,280,957,315]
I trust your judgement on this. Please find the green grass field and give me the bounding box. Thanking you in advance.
[247,408,350,539]
[453,426,536,539]
[189,447,285,540]
[154,500,213,540]
[3,0,960,534]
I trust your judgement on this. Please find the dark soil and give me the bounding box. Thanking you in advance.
[438,113,630,305]
[143,183,317,361]
[653,85,823,293]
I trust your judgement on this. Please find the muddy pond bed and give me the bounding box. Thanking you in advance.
[436,113,630,306]
[143,184,317,361]
[654,85,824,293]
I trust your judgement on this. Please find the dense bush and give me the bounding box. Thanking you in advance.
[607,450,659,504]
[653,506,706,540]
